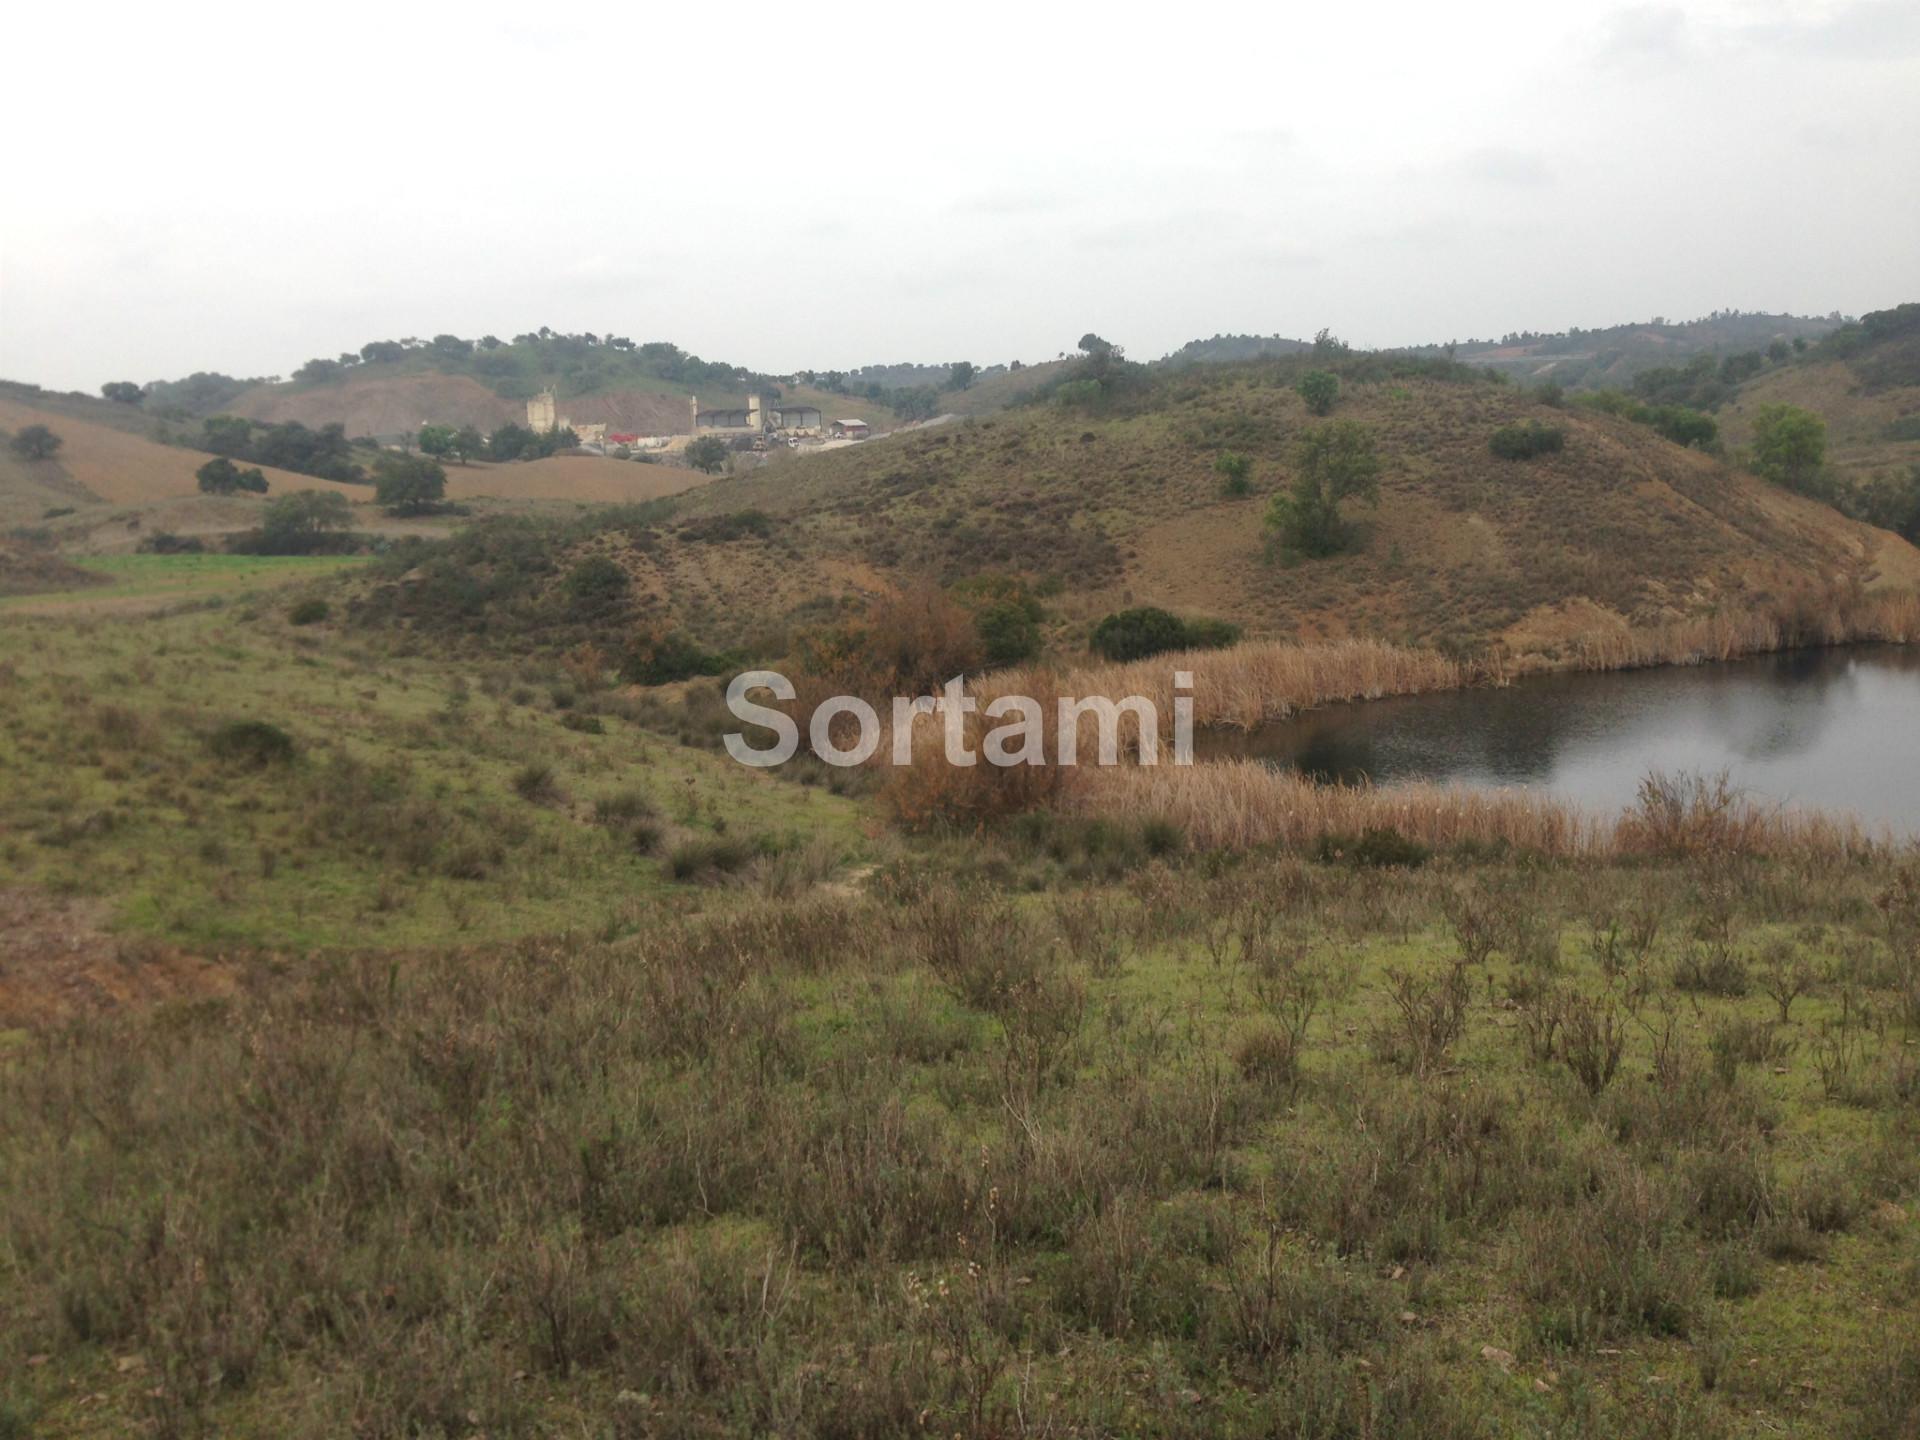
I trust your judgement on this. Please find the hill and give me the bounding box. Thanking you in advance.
[353,353,1920,660]
[0,395,366,519]
[1399,311,1844,391]
[1717,303,1920,525]
[149,332,909,439]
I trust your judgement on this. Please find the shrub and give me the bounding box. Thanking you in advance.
[196,456,269,495]
[559,712,604,734]
[667,835,759,880]
[975,599,1041,667]
[207,719,296,766]
[1489,420,1566,459]
[138,532,205,555]
[620,628,730,686]
[1749,403,1827,495]
[563,556,630,617]
[1296,370,1340,416]
[1089,606,1241,662]
[511,762,563,804]
[1315,826,1430,868]
[373,453,448,515]
[1265,421,1381,558]
[1214,451,1253,496]
[8,424,62,461]
[288,598,330,626]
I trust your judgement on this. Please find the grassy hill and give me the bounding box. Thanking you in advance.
[1400,311,1845,391]
[388,353,1917,662]
[185,333,910,439]
[1718,303,1920,502]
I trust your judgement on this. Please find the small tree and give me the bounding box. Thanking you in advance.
[450,425,486,465]
[9,425,62,461]
[196,456,269,495]
[259,490,354,553]
[947,360,977,392]
[417,424,456,460]
[685,435,730,474]
[101,381,143,405]
[1296,370,1340,416]
[1749,403,1827,495]
[1215,451,1253,496]
[373,453,447,516]
[1266,421,1381,558]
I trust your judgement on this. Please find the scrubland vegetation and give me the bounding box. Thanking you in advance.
[6,302,1920,1437]
[7,745,1920,1434]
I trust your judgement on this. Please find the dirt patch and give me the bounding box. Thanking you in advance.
[0,888,234,1027]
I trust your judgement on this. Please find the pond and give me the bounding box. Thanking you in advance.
[1200,645,1920,831]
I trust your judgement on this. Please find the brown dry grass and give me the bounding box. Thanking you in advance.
[1065,761,1879,859]
[442,455,716,504]
[0,397,365,505]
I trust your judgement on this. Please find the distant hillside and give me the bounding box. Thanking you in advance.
[140,333,908,439]
[1718,302,1920,517]
[1159,334,1315,367]
[1397,311,1845,391]
[353,352,1920,660]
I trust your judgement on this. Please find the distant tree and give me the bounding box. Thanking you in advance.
[488,422,535,461]
[9,425,62,461]
[1296,370,1340,416]
[478,335,503,350]
[685,435,730,474]
[359,340,406,365]
[259,490,354,552]
[1266,421,1381,558]
[1214,451,1253,496]
[946,360,977,391]
[373,453,448,515]
[201,415,257,457]
[450,425,486,464]
[893,386,942,421]
[337,352,361,367]
[1311,327,1350,358]
[294,357,344,384]
[196,456,268,495]
[1767,338,1791,363]
[428,334,472,361]
[417,424,456,460]
[1749,404,1827,495]
[101,381,143,405]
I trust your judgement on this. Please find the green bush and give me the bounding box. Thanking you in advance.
[1296,370,1340,416]
[287,599,330,626]
[620,630,732,686]
[1489,420,1566,460]
[1214,451,1253,496]
[1315,827,1431,868]
[975,599,1042,667]
[207,719,296,767]
[1089,607,1240,662]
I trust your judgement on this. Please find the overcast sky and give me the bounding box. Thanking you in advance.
[3,0,1917,392]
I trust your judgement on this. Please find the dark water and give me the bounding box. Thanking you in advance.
[1201,645,1920,831]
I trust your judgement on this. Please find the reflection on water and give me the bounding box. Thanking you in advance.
[1201,646,1920,830]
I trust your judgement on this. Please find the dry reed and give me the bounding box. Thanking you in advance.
[1065,762,1883,861]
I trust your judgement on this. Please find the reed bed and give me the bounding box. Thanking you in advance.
[1066,762,1883,861]
[983,637,1465,733]
[971,586,1920,737]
